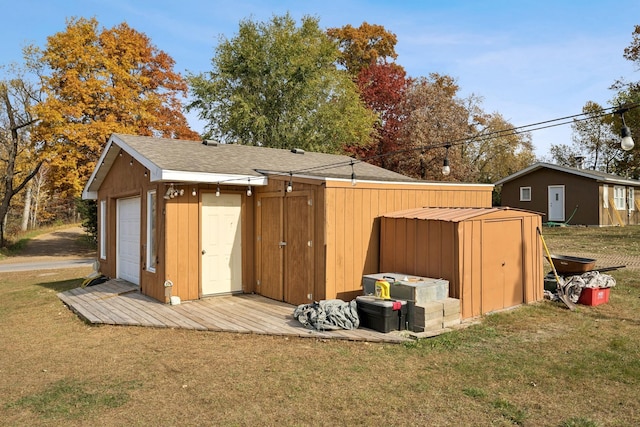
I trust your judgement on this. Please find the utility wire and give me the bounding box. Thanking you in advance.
[189,102,640,185]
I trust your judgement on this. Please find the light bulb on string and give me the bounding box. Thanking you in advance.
[287,172,293,193]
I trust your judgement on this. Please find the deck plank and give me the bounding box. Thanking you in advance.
[57,281,412,343]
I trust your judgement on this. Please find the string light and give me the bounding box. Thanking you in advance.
[350,160,356,186]
[442,144,451,176]
[286,172,293,193]
[617,107,635,151]
[247,179,252,197]
[185,104,640,189]
[216,184,221,197]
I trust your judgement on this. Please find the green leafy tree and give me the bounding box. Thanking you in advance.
[188,13,376,153]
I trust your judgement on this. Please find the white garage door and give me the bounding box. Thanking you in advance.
[117,197,141,285]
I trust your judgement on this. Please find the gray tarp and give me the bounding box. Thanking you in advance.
[293,299,360,331]
[545,271,616,303]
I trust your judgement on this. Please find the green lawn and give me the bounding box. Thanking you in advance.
[0,227,639,426]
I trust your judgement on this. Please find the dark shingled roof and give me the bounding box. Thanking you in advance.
[114,133,415,182]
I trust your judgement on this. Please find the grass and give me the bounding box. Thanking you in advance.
[540,224,640,256]
[0,227,639,425]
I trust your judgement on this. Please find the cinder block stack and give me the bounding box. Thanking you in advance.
[361,273,461,333]
[414,297,461,332]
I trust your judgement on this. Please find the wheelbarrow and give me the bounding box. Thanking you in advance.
[537,227,625,310]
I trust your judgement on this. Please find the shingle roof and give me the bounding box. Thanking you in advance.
[83,133,418,198]
[493,162,640,187]
[115,133,414,182]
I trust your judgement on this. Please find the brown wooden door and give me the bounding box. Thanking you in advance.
[284,193,314,305]
[256,191,314,305]
[257,195,283,300]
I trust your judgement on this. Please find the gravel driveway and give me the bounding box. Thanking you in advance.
[0,225,96,272]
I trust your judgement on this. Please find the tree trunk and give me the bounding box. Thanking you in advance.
[21,182,32,231]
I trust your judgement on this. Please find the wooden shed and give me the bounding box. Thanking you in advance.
[379,207,544,319]
[83,134,495,307]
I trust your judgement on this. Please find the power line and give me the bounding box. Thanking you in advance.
[198,102,640,185]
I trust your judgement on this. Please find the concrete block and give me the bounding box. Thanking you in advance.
[422,317,444,331]
[442,298,460,316]
[362,273,449,304]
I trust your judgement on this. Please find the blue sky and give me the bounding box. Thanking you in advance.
[2,0,639,158]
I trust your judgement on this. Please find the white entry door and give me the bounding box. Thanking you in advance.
[201,193,243,295]
[117,197,141,285]
[548,186,565,222]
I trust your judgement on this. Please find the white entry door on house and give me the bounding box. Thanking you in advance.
[201,193,243,296]
[548,186,565,222]
[117,197,141,285]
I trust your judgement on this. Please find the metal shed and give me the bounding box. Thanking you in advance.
[379,207,544,319]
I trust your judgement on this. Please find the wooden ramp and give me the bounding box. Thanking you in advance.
[57,279,411,344]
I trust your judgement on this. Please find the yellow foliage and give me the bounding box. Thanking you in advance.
[31,17,199,199]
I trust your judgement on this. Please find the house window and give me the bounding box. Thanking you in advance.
[146,190,157,272]
[630,188,635,211]
[100,200,107,260]
[614,186,626,210]
[520,187,531,202]
[603,185,608,209]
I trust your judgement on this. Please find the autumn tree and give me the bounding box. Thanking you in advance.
[564,101,619,171]
[0,73,42,247]
[342,62,410,169]
[598,24,640,178]
[188,14,376,153]
[393,73,475,180]
[327,22,398,76]
[464,112,536,183]
[29,17,199,201]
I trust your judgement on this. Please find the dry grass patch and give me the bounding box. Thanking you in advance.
[1,227,639,426]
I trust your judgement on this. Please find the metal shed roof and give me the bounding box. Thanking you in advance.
[382,206,538,222]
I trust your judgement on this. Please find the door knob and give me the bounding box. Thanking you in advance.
[202,249,206,255]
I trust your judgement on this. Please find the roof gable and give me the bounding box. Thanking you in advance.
[83,133,417,198]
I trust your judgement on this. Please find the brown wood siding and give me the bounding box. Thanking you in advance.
[164,189,200,302]
[324,183,492,302]
[97,150,166,300]
[501,169,601,225]
[379,209,542,319]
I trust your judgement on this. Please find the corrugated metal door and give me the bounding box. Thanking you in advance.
[481,219,524,313]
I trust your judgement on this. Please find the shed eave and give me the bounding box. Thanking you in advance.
[82,189,98,200]
[157,170,268,186]
[323,177,494,188]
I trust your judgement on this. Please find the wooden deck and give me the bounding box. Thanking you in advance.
[57,280,412,344]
